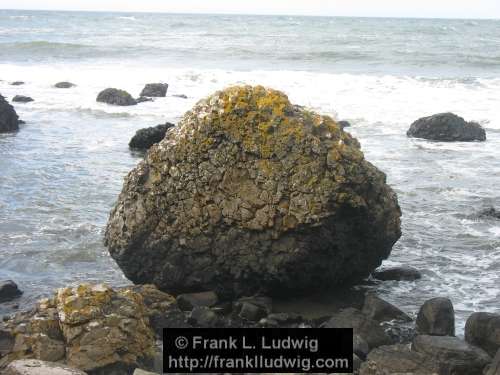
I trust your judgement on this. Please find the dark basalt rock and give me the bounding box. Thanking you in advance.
[140,83,168,98]
[338,120,351,129]
[136,96,154,104]
[465,312,500,357]
[0,95,20,133]
[12,95,34,103]
[484,349,500,375]
[128,123,174,150]
[362,294,412,323]
[176,291,218,312]
[0,281,23,303]
[478,207,500,220]
[10,82,24,86]
[96,88,137,106]
[407,112,486,142]
[372,266,422,281]
[54,82,76,88]
[105,86,402,298]
[416,297,455,336]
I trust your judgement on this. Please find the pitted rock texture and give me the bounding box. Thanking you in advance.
[105,85,402,298]
[0,284,156,374]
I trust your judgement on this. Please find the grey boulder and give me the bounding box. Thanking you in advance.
[140,83,168,97]
[465,312,500,357]
[416,297,455,336]
[0,94,20,133]
[96,88,137,106]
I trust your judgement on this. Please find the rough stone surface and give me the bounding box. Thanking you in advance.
[129,123,175,150]
[338,120,351,129]
[4,359,87,375]
[0,284,156,374]
[485,349,500,375]
[321,308,393,350]
[412,335,491,375]
[362,294,412,323]
[0,280,23,303]
[176,291,218,311]
[54,82,76,88]
[105,85,402,298]
[416,297,455,336]
[407,112,486,142]
[12,96,34,103]
[140,83,168,98]
[465,312,500,357]
[0,95,20,133]
[96,88,137,106]
[372,266,422,281]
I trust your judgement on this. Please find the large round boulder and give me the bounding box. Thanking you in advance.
[407,112,486,142]
[0,94,20,133]
[105,86,402,298]
[96,88,137,106]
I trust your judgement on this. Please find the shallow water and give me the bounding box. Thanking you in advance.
[1,10,499,333]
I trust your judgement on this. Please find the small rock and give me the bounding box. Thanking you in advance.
[54,82,76,88]
[465,312,500,357]
[188,306,218,327]
[412,335,491,375]
[238,302,267,322]
[172,94,188,99]
[338,120,351,129]
[372,266,422,281]
[129,123,174,150]
[0,94,20,133]
[136,96,154,103]
[177,291,219,311]
[485,349,500,375]
[4,359,87,374]
[140,83,168,97]
[0,280,23,302]
[10,81,24,86]
[416,297,455,336]
[362,294,412,323]
[96,88,137,106]
[407,112,486,142]
[236,296,273,315]
[266,312,303,325]
[478,207,500,220]
[12,95,34,103]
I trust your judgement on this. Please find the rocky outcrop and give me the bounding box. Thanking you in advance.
[0,280,23,303]
[416,297,455,336]
[0,284,157,374]
[362,294,412,323]
[140,83,168,97]
[465,312,500,357]
[12,95,34,103]
[96,88,137,106]
[372,266,422,281]
[407,112,486,142]
[4,359,87,375]
[54,82,76,89]
[0,95,20,133]
[128,123,174,150]
[105,85,402,298]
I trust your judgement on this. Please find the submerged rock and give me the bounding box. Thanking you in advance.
[12,95,34,103]
[128,123,174,150]
[0,95,20,133]
[105,85,402,298]
[54,82,76,88]
[140,83,168,97]
[10,82,24,86]
[0,280,22,303]
[4,359,87,375]
[372,266,422,281]
[416,297,455,336]
[465,312,500,357]
[96,88,137,106]
[407,112,486,142]
[478,207,500,220]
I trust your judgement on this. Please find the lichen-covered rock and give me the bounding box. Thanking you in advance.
[129,123,175,150]
[0,284,156,374]
[96,88,137,106]
[0,94,20,133]
[140,83,168,98]
[105,85,402,298]
[407,112,486,142]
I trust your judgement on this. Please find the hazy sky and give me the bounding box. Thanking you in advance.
[2,0,500,19]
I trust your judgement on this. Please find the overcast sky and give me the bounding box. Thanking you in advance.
[2,0,500,19]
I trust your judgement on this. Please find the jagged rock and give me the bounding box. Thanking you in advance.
[321,308,393,350]
[359,344,439,375]
[105,86,402,298]
[372,266,422,281]
[10,82,24,86]
[4,359,87,374]
[54,82,76,88]
[128,123,174,150]
[407,112,486,142]
[362,294,412,323]
[465,312,500,357]
[0,95,20,133]
[0,281,23,303]
[416,297,455,336]
[96,88,137,106]
[12,96,34,103]
[140,83,168,97]
[0,284,156,374]
[485,349,500,375]
[412,335,491,375]
[176,291,218,311]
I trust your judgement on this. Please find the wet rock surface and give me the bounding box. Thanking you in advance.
[0,94,20,133]
[140,83,168,97]
[105,85,402,298]
[96,88,137,106]
[0,281,23,303]
[372,266,422,281]
[465,312,500,357]
[407,112,486,142]
[12,95,34,103]
[362,294,412,323]
[416,297,455,336]
[128,123,174,150]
